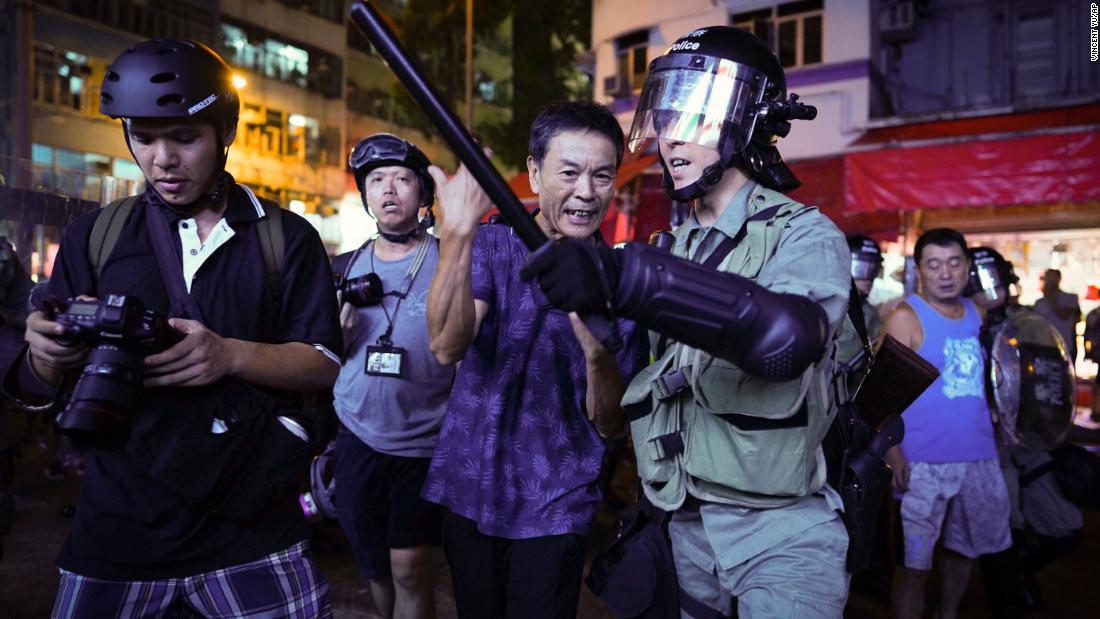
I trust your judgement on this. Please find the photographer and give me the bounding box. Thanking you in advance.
[330,134,454,619]
[2,39,341,616]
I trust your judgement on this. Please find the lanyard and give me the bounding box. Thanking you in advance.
[364,236,432,346]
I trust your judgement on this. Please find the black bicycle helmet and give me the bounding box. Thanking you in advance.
[100,38,239,128]
[349,133,435,207]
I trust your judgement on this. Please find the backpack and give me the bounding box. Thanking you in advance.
[87,189,284,304]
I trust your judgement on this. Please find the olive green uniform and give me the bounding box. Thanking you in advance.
[623,181,852,618]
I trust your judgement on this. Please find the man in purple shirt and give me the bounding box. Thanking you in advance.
[424,101,649,618]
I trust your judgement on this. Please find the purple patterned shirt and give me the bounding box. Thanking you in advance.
[423,224,649,539]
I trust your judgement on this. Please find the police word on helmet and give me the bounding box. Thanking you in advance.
[627,26,816,198]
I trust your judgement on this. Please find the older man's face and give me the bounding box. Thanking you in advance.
[528,130,618,240]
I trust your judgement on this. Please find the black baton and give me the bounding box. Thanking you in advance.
[349,0,622,351]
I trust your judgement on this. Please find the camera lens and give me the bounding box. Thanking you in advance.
[56,344,143,442]
[342,272,384,307]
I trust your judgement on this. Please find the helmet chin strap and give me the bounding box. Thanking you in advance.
[660,157,727,201]
[372,203,434,244]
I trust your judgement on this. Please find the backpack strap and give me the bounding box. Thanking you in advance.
[88,195,141,288]
[237,184,285,307]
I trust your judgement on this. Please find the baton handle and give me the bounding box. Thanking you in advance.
[349,0,623,352]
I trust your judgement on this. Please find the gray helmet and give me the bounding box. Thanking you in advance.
[628,26,815,198]
[99,38,239,128]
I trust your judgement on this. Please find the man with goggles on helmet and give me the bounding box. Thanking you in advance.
[330,134,453,619]
[5,39,341,616]
[523,27,851,617]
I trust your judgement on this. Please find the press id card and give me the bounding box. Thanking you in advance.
[365,345,406,378]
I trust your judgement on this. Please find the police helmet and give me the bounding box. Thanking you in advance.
[965,246,1018,304]
[349,133,436,209]
[100,39,239,129]
[628,26,816,199]
[847,234,883,281]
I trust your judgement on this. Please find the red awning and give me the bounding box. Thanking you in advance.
[844,130,1100,212]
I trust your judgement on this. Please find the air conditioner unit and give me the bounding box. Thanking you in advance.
[603,74,624,99]
[880,1,917,40]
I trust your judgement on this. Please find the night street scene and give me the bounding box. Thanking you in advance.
[1,0,1099,617]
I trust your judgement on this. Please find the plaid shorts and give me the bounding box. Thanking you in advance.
[51,541,332,618]
[899,459,1012,570]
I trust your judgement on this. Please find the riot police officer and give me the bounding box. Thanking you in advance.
[967,247,1081,615]
[523,26,851,617]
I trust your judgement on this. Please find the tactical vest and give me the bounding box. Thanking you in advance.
[623,191,847,511]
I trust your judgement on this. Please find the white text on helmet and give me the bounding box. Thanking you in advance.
[188,94,218,116]
[669,41,701,52]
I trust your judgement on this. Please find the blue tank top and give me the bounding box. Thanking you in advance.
[899,294,997,463]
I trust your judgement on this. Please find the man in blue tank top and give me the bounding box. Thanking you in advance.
[883,228,1012,619]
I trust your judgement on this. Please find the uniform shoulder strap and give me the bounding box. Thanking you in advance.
[88,195,141,288]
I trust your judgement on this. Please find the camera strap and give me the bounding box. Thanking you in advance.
[369,236,432,346]
[146,202,206,323]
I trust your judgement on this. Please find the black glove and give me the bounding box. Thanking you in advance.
[520,239,622,315]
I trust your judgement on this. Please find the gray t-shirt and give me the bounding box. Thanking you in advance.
[333,238,454,457]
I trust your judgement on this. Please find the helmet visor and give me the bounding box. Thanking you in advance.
[627,54,769,154]
[966,262,1008,303]
[851,256,882,281]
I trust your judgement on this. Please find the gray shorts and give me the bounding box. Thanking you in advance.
[899,459,1012,570]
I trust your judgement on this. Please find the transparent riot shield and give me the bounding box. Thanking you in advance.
[990,309,1076,450]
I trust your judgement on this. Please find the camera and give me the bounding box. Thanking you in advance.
[335,272,384,307]
[45,294,182,441]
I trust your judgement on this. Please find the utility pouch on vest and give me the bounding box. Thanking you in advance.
[586,498,680,619]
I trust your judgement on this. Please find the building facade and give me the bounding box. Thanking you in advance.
[592,0,1100,374]
[0,0,462,277]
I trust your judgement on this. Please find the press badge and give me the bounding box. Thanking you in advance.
[365,345,406,378]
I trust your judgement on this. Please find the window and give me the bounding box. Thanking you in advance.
[608,30,649,98]
[220,20,342,97]
[732,1,824,69]
[1013,8,1057,99]
[33,45,96,114]
[237,103,339,165]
